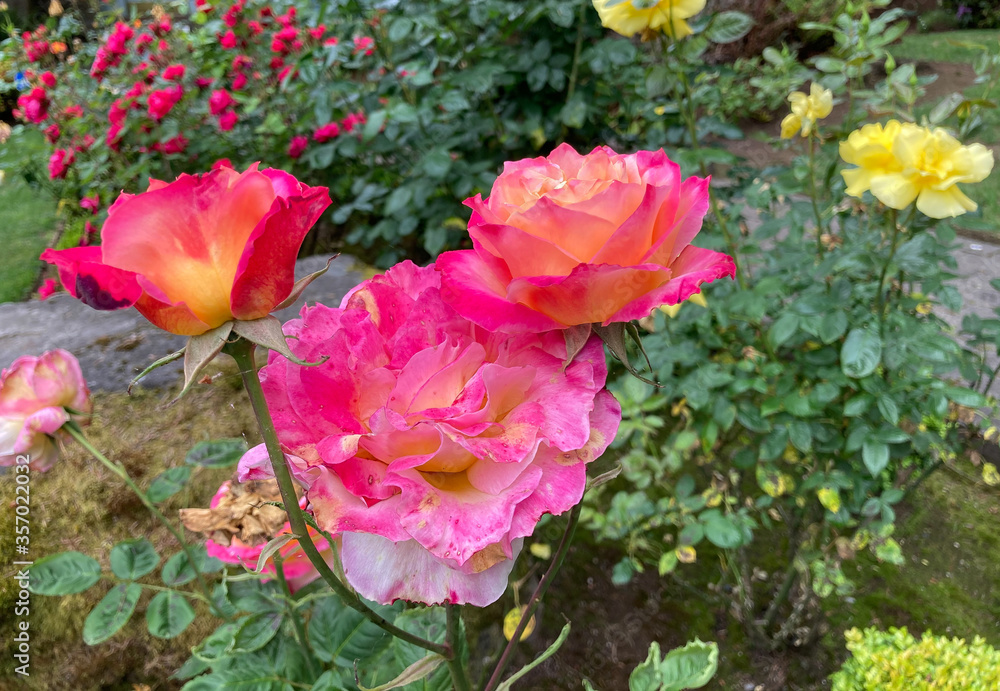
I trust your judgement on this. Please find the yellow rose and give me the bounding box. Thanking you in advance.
[840,120,994,218]
[592,0,707,39]
[780,83,833,139]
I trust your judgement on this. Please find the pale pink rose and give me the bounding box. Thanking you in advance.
[0,349,91,471]
[202,480,335,593]
[437,143,736,332]
[255,261,620,606]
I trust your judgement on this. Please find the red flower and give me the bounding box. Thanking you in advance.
[209,89,236,115]
[278,65,297,82]
[153,135,189,155]
[248,20,263,35]
[217,110,238,131]
[44,124,60,143]
[221,30,237,50]
[287,135,308,159]
[232,73,248,91]
[147,85,183,121]
[64,105,83,119]
[324,36,339,46]
[48,149,74,179]
[163,64,186,81]
[212,158,233,170]
[135,32,154,53]
[16,87,49,124]
[196,76,214,89]
[37,279,58,300]
[313,122,340,143]
[275,26,297,41]
[232,54,252,71]
[270,38,287,53]
[80,194,100,214]
[353,35,375,56]
[40,71,56,88]
[308,25,325,40]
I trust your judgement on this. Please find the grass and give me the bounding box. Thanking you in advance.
[0,127,58,303]
[892,30,1000,64]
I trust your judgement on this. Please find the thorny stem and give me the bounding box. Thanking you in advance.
[483,503,582,691]
[226,337,451,658]
[273,553,323,680]
[65,423,221,616]
[446,604,473,691]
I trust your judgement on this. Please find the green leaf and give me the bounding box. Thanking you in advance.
[362,110,387,142]
[841,328,882,378]
[943,386,988,408]
[360,653,446,691]
[862,440,890,476]
[232,611,283,653]
[146,590,196,639]
[629,639,719,691]
[788,420,813,453]
[162,547,223,586]
[496,622,571,691]
[843,395,872,417]
[387,17,414,42]
[646,65,672,98]
[705,11,754,44]
[83,583,142,645]
[768,312,800,349]
[110,538,160,580]
[703,515,742,549]
[876,396,900,425]
[818,311,848,344]
[309,595,401,664]
[421,148,453,178]
[147,466,191,503]
[28,551,101,595]
[185,439,247,468]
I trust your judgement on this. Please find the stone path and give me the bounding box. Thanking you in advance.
[0,254,366,391]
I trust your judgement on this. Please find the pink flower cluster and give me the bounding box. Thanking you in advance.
[91,22,135,80]
[21,28,50,62]
[16,87,49,124]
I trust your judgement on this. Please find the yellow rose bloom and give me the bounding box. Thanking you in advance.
[840,120,994,218]
[780,83,833,139]
[592,0,707,39]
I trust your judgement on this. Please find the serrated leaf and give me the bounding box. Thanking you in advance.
[162,547,223,586]
[360,654,446,691]
[83,583,141,645]
[147,590,197,639]
[232,611,283,653]
[110,538,159,579]
[629,639,719,691]
[309,595,401,664]
[147,466,192,503]
[28,551,101,595]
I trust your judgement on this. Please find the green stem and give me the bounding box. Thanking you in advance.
[483,504,581,691]
[225,338,450,658]
[102,576,210,602]
[65,423,220,615]
[566,0,587,103]
[273,553,323,680]
[875,208,901,331]
[445,604,473,691]
[808,133,825,255]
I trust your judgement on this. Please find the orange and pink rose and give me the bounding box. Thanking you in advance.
[41,164,330,336]
[437,143,735,332]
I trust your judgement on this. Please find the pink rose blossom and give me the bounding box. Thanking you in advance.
[196,76,214,89]
[313,122,340,143]
[0,349,91,471]
[437,143,736,332]
[232,72,248,91]
[353,35,375,56]
[323,36,338,47]
[44,123,60,144]
[209,89,236,115]
[37,279,58,300]
[152,135,189,155]
[308,25,325,40]
[221,30,237,50]
[40,71,56,88]
[163,63,185,81]
[16,87,49,124]
[147,85,183,121]
[249,262,620,605]
[80,194,100,215]
[48,149,74,179]
[217,110,238,131]
[287,135,308,159]
[64,105,83,119]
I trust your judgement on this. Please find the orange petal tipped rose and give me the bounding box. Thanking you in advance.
[41,164,330,336]
[437,143,735,333]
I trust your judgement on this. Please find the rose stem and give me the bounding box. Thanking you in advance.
[482,503,582,691]
[225,337,450,657]
[273,552,323,679]
[446,603,474,691]
[64,422,221,616]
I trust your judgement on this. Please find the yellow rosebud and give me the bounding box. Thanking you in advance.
[503,606,536,641]
[592,0,707,40]
[676,545,697,563]
[840,120,994,218]
[780,83,833,139]
[529,542,552,560]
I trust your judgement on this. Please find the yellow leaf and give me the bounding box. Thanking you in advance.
[983,463,1000,486]
[817,487,842,513]
[676,545,697,564]
[503,606,536,642]
[529,542,551,560]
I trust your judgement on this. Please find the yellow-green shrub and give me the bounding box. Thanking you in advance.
[830,626,1000,691]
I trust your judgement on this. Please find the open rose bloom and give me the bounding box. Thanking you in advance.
[246,262,620,606]
[41,164,330,336]
[181,479,335,593]
[0,349,91,471]
[437,143,735,333]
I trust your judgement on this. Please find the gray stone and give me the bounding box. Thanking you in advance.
[0,254,366,392]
